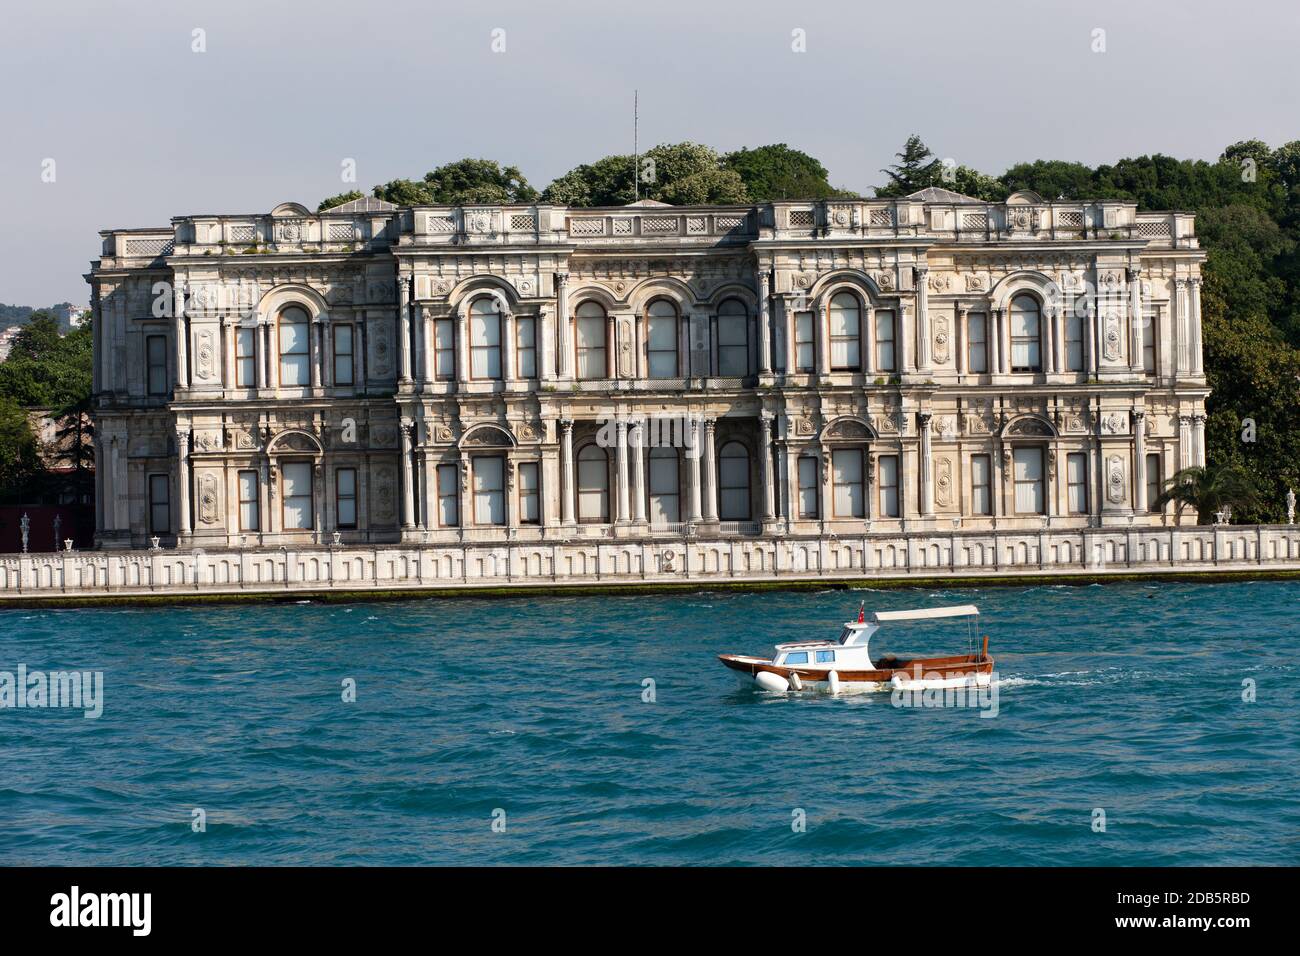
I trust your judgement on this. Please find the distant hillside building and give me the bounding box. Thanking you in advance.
[86,190,1208,550]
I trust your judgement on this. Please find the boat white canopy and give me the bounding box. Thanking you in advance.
[871,605,979,623]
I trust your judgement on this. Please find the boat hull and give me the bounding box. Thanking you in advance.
[719,652,994,694]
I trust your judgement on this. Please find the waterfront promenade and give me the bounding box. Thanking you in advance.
[2,524,1298,605]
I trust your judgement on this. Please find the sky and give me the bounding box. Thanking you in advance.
[1,0,1297,307]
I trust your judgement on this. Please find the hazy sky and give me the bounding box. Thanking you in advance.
[2,0,1296,306]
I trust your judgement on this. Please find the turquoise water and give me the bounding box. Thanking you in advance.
[1,581,1297,866]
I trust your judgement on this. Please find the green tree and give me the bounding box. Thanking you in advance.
[875,135,942,196]
[0,396,43,500]
[721,144,855,200]
[0,315,92,409]
[365,159,538,208]
[1153,463,1261,525]
[543,142,747,207]
[318,190,364,211]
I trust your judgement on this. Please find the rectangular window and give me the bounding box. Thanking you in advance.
[335,467,357,529]
[794,311,814,372]
[332,324,354,386]
[970,454,992,516]
[1065,312,1084,372]
[874,310,896,372]
[717,315,748,376]
[1013,447,1045,515]
[1146,453,1162,513]
[515,316,536,379]
[473,456,505,525]
[575,314,606,379]
[648,451,680,524]
[235,326,256,388]
[797,455,819,518]
[832,449,864,519]
[878,454,900,518]
[829,308,860,370]
[437,463,460,527]
[238,469,260,531]
[470,314,501,379]
[647,315,677,378]
[815,650,835,664]
[1011,309,1041,372]
[1067,452,1088,514]
[1141,307,1157,374]
[279,318,310,386]
[784,652,809,665]
[281,462,314,530]
[435,318,455,380]
[148,473,170,533]
[967,312,988,373]
[518,461,540,524]
[146,334,168,395]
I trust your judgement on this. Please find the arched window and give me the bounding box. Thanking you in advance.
[717,442,751,521]
[647,447,680,523]
[575,301,607,379]
[828,292,861,371]
[646,299,679,378]
[277,306,311,386]
[1010,294,1042,372]
[577,444,609,523]
[716,299,749,376]
[469,298,502,379]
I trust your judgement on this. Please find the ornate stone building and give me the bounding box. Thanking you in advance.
[86,187,1208,551]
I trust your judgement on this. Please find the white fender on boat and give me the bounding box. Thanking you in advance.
[827,670,841,695]
[754,671,790,693]
[890,674,906,690]
[788,671,803,691]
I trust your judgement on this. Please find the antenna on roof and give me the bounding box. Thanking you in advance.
[633,89,639,202]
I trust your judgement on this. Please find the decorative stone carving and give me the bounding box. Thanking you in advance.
[373,465,397,522]
[933,315,950,364]
[1103,313,1122,361]
[195,329,215,380]
[927,273,952,293]
[964,273,987,292]
[824,418,872,441]
[1006,416,1053,438]
[198,473,220,525]
[875,271,895,292]
[936,457,953,508]
[1103,413,1126,435]
[462,425,513,447]
[1107,455,1126,504]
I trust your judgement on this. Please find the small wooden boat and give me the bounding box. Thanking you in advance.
[718,603,993,694]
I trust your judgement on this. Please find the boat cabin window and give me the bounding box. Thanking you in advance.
[839,627,854,644]
[816,650,835,663]
[784,652,809,665]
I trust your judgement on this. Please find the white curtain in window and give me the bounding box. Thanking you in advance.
[281,461,313,529]
[646,300,678,379]
[473,456,505,525]
[577,445,609,522]
[718,442,750,520]
[278,306,310,386]
[575,302,606,379]
[832,449,864,518]
[648,448,680,523]
[470,299,502,379]
[1013,447,1045,514]
[828,292,861,369]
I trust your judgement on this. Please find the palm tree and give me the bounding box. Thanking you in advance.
[1153,463,1259,525]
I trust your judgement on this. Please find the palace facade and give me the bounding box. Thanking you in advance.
[87,187,1208,551]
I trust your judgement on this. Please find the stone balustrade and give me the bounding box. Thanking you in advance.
[2,525,1297,603]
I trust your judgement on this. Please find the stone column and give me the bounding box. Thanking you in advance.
[758,270,773,373]
[815,297,830,375]
[615,419,630,523]
[898,302,912,373]
[539,307,555,382]
[999,307,1011,373]
[631,420,647,523]
[914,266,931,372]
[93,435,106,535]
[956,306,968,375]
[400,419,415,530]
[687,419,703,521]
[398,277,412,384]
[1133,409,1147,512]
[223,319,236,389]
[422,308,436,383]
[560,419,575,525]
[758,415,775,522]
[1129,268,1144,374]
[501,308,515,383]
[1178,414,1193,469]
[310,318,323,388]
[1189,278,1204,376]
[176,427,191,536]
[918,412,934,517]
[702,418,718,521]
[555,272,572,379]
[174,313,188,390]
[783,295,797,374]
[456,307,470,385]
[1085,302,1098,376]
[1193,414,1206,467]
[261,321,273,389]
[1173,278,1188,375]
